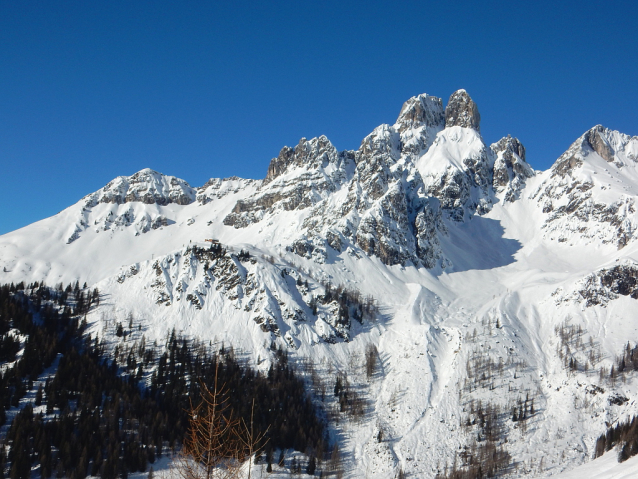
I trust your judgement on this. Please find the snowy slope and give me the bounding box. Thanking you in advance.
[539,449,638,479]
[2,90,638,478]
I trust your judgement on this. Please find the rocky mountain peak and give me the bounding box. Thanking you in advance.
[585,125,616,163]
[224,135,354,229]
[394,93,445,133]
[491,135,534,201]
[491,135,526,163]
[84,168,196,207]
[393,94,445,159]
[550,125,631,178]
[358,124,401,161]
[264,135,337,184]
[445,89,481,132]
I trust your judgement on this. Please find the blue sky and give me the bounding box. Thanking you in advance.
[1,0,637,235]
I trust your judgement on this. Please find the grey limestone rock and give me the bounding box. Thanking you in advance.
[84,168,196,207]
[586,125,615,163]
[445,89,481,132]
[576,263,638,307]
[491,135,534,202]
[264,135,342,184]
[395,94,445,159]
[395,94,445,134]
[533,126,638,248]
[224,136,354,228]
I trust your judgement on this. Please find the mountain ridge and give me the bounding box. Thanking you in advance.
[2,90,638,478]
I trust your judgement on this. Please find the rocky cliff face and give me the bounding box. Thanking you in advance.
[394,93,445,158]
[444,89,481,132]
[532,126,638,248]
[223,136,355,229]
[297,95,447,267]
[84,168,196,207]
[65,169,198,243]
[417,126,494,222]
[555,262,638,307]
[491,135,534,202]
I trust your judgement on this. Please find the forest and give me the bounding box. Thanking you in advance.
[0,281,328,479]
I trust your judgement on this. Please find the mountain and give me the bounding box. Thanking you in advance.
[2,89,638,478]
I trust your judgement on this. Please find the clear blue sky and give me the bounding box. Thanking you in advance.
[1,0,637,235]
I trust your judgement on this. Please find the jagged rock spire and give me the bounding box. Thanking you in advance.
[445,89,481,132]
[394,93,444,133]
[491,135,533,202]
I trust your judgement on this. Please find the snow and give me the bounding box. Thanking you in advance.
[2,92,638,478]
[416,126,488,178]
[540,450,638,478]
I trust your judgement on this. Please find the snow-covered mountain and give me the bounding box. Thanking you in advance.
[2,89,638,478]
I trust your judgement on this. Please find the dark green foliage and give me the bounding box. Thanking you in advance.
[150,337,326,456]
[306,455,316,475]
[595,415,638,462]
[317,281,377,325]
[0,282,93,429]
[0,281,327,479]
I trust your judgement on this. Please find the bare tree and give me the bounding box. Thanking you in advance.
[365,344,379,380]
[175,365,267,479]
[236,399,269,479]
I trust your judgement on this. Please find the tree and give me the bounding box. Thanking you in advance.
[236,399,268,479]
[175,370,239,479]
[175,366,267,479]
[306,456,316,475]
[365,344,378,379]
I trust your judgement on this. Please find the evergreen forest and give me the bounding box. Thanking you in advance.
[0,282,327,479]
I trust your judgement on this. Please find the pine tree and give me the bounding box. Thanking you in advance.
[306,456,316,475]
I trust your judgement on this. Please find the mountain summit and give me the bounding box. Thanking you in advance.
[2,90,638,478]
[445,89,481,132]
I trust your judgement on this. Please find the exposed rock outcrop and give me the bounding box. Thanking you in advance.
[224,136,354,228]
[84,168,196,207]
[560,263,638,307]
[586,125,615,163]
[533,126,638,248]
[395,94,445,158]
[263,135,349,185]
[418,127,493,220]
[445,89,481,132]
[297,101,447,267]
[491,135,534,202]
